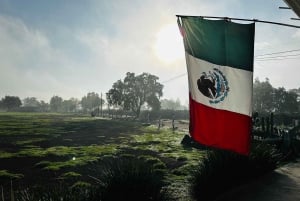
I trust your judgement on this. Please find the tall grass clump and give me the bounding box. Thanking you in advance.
[13,155,171,201]
[15,182,91,201]
[189,150,248,201]
[189,142,282,201]
[249,141,282,176]
[90,155,171,201]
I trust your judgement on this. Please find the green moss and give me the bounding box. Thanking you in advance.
[35,160,52,168]
[63,171,81,177]
[0,113,204,200]
[0,151,15,159]
[0,169,23,179]
[71,181,91,188]
[132,127,204,165]
[60,171,82,179]
[42,156,100,171]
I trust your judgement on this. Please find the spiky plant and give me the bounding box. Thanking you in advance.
[90,155,171,201]
[189,150,248,201]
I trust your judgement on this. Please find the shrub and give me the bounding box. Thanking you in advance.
[249,142,282,176]
[91,156,171,201]
[15,183,91,201]
[189,150,248,201]
[14,155,171,201]
[189,142,281,201]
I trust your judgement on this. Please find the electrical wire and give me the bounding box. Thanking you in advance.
[256,56,300,61]
[256,53,300,60]
[161,73,186,83]
[255,48,300,57]
[161,49,300,83]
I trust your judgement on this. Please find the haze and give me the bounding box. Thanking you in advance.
[0,0,299,104]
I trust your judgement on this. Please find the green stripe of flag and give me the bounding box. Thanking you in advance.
[181,17,255,71]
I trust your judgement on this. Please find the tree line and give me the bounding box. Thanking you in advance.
[0,92,105,113]
[253,78,300,115]
[1,73,299,118]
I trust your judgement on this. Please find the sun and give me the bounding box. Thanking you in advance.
[154,23,184,64]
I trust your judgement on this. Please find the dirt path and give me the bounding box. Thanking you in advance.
[217,159,300,201]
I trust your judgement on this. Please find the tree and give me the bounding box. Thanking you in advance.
[23,97,41,108]
[0,96,22,111]
[107,80,126,110]
[273,87,285,114]
[253,78,299,115]
[81,92,103,112]
[289,88,300,112]
[50,96,63,112]
[107,72,163,118]
[161,98,187,110]
[39,100,50,112]
[285,90,299,114]
[253,78,274,113]
[62,98,79,113]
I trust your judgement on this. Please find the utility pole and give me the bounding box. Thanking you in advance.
[100,92,103,117]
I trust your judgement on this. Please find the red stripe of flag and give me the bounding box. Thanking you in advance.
[189,94,252,155]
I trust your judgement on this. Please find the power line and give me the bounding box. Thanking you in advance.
[161,49,300,83]
[256,57,300,61]
[161,73,186,83]
[256,53,300,60]
[162,55,299,82]
[255,49,300,57]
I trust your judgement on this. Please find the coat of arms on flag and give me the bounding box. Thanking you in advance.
[178,16,255,155]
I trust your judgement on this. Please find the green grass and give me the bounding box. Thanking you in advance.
[0,112,204,200]
[0,170,23,179]
[0,113,283,200]
[133,126,205,171]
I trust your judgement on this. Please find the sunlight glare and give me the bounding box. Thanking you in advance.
[154,24,184,64]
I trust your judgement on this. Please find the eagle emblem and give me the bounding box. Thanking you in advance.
[197,68,229,104]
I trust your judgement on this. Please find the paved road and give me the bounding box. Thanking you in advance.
[217,159,300,201]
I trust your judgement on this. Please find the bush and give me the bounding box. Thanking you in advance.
[189,142,281,201]
[11,155,171,201]
[90,155,171,201]
[189,150,248,201]
[15,183,91,201]
[249,142,282,176]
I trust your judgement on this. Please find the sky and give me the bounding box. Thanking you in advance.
[0,0,299,104]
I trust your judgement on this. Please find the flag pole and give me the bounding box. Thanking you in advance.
[176,15,300,29]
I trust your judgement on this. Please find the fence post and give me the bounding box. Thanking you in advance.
[147,112,150,123]
[270,113,274,136]
[1,186,4,201]
[172,113,175,132]
[261,117,265,132]
[295,119,299,127]
[158,116,161,131]
[266,116,270,137]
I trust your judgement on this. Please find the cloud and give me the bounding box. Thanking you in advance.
[1,0,299,104]
[255,41,271,52]
[0,15,87,101]
[292,30,300,39]
[74,1,192,104]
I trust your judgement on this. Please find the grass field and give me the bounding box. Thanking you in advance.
[0,112,205,200]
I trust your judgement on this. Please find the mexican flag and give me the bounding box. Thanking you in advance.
[178,17,255,155]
